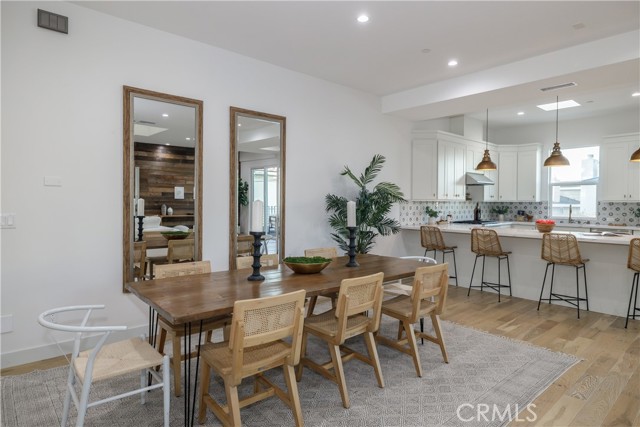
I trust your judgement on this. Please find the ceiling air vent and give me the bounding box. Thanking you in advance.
[540,82,577,92]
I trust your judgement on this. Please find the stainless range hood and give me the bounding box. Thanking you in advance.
[466,172,495,186]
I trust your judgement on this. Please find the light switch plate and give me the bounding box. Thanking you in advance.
[1,213,16,229]
[44,176,62,186]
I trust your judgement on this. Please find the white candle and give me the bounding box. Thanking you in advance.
[251,200,264,232]
[347,200,356,227]
[137,198,145,217]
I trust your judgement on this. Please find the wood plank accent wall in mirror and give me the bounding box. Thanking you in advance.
[229,107,286,270]
[123,86,203,291]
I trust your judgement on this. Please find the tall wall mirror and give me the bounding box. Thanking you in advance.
[229,107,286,269]
[123,86,203,290]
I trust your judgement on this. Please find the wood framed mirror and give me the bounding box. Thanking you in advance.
[229,107,286,269]
[123,86,203,290]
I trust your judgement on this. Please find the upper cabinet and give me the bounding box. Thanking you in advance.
[466,141,498,201]
[599,133,640,201]
[497,144,541,202]
[411,131,465,201]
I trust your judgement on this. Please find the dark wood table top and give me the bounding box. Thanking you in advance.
[126,254,424,325]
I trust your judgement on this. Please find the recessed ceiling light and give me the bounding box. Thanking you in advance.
[165,143,170,146]
[517,112,525,116]
[162,113,169,118]
[537,100,581,111]
[448,59,458,67]
[238,123,242,127]
[357,15,369,23]
[633,92,640,97]
[186,137,191,141]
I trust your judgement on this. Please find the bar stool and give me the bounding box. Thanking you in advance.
[420,225,458,286]
[537,233,589,319]
[467,228,512,302]
[625,238,640,328]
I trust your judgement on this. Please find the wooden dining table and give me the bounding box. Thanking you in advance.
[126,254,427,426]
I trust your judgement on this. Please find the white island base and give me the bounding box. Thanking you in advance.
[400,225,636,319]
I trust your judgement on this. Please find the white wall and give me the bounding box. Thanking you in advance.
[0,2,412,367]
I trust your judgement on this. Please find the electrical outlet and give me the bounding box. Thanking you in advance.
[0,315,14,333]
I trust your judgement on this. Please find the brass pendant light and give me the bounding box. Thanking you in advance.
[476,109,497,170]
[543,96,570,167]
[630,147,640,162]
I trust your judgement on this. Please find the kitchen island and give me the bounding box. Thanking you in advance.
[400,223,637,318]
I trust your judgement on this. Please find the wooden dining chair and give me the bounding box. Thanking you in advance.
[147,238,196,279]
[154,260,229,397]
[197,290,307,427]
[304,247,339,315]
[296,272,385,408]
[133,241,147,281]
[235,253,279,270]
[376,263,449,377]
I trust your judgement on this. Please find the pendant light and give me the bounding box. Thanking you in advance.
[630,147,640,162]
[543,96,570,167]
[476,109,497,170]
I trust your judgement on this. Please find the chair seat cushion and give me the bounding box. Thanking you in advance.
[74,337,163,382]
[381,295,437,320]
[200,340,291,375]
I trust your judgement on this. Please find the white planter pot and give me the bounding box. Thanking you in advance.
[428,217,437,225]
[498,214,505,222]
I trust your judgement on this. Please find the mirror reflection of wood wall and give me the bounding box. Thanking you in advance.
[134,142,195,227]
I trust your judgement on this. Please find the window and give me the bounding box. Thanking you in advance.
[549,146,599,219]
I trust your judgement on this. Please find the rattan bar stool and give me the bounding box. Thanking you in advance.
[467,228,512,302]
[625,238,640,328]
[420,225,458,286]
[537,233,589,319]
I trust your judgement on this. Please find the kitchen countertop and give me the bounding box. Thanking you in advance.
[402,222,637,246]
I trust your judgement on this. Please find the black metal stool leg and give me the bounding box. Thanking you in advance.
[583,264,589,311]
[452,250,459,286]
[548,264,556,304]
[420,317,424,344]
[575,265,581,319]
[468,255,479,297]
[480,255,486,292]
[538,263,551,311]
[625,273,637,328]
[506,255,512,296]
[634,274,640,320]
[497,257,502,303]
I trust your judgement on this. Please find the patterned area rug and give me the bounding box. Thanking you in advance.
[1,318,578,427]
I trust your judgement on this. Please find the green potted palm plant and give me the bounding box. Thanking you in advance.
[325,154,406,254]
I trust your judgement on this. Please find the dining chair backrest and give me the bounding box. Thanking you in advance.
[304,247,338,258]
[420,226,446,251]
[471,228,504,256]
[334,272,384,339]
[133,241,147,280]
[227,290,306,382]
[167,239,195,263]
[154,260,211,279]
[628,238,640,272]
[411,263,449,318]
[541,233,585,265]
[236,254,279,270]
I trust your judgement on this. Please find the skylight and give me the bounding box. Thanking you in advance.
[537,100,581,111]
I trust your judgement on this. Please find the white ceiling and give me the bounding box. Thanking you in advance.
[80,1,640,127]
[133,97,196,147]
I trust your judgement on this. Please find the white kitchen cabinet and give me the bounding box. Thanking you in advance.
[600,133,640,201]
[411,131,466,201]
[437,139,466,200]
[497,150,517,201]
[516,146,541,201]
[466,142,498,201]
[411,138,438,200]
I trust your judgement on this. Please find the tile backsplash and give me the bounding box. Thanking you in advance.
[399,200,640,227]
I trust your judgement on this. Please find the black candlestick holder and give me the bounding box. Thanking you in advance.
[346,226,359,267]
[136,215,144,242]
[248,231,265,281]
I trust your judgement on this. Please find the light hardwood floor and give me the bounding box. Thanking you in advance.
[3,286,639,426]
